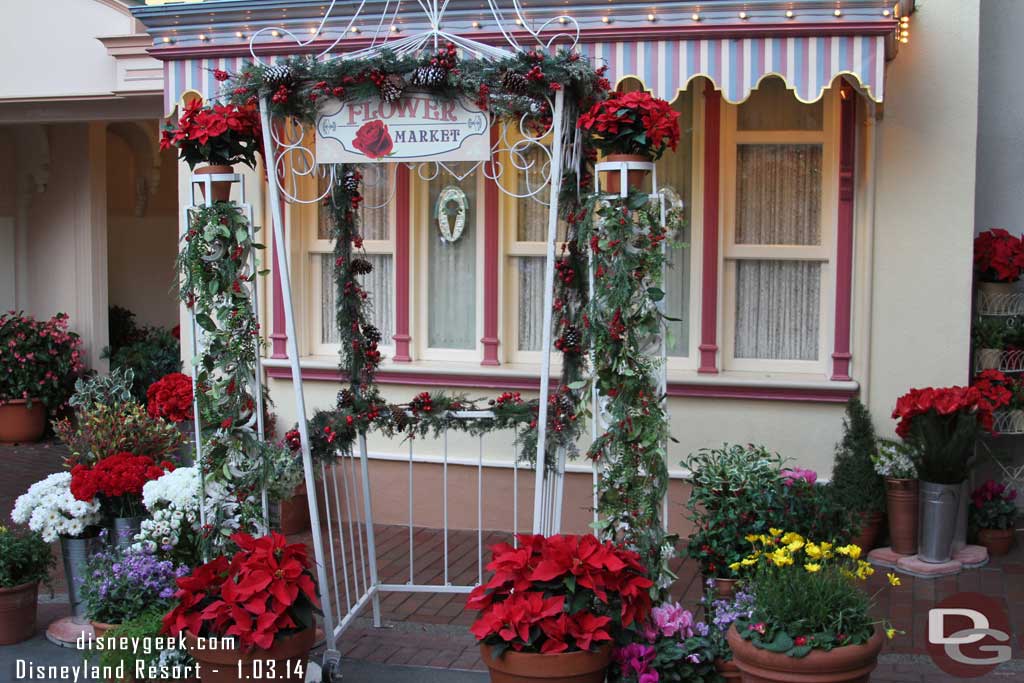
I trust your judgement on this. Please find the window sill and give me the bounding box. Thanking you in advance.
[264,356,858,403]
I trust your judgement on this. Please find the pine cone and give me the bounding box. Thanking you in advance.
[349,258,374,275]
[378,74,406,103]
[262,63,295,90]
[501,70,529,94]
[362,324,382,344]
[562,326,581,350]
[410,64,448,88]
[343,171,360,193]
[557,392,575,415]
[337,389,355,408]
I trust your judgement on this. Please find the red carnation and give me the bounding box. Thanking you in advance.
[147,372,194,423]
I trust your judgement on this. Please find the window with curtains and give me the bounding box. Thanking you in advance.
[311,165,394,355]
[421,163,482,356]
[722,77,835,372]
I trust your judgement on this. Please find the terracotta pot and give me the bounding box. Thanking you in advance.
[480,643,611,683]
[978,528,1015,556]
[727,625,883,683]
[91,620,119,639]
[600,154,651,194]
[185,627,314,683]
[714,577,738,599]
[279,484,311,536]
[715,657,742,681]
[849,511,884,554]
[0,581,39,645]
[885,478,919,555]
[194,164,235,203]
[0,399,47,444]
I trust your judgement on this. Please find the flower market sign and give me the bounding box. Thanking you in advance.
[316,92,489,163]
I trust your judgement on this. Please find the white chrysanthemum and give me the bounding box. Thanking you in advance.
[12,472,101,542]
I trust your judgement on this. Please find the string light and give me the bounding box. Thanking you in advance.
[647,13,656,22]
[391,25,400,32]
[350,26,360,33]
[786,10,794,19]
[558,16,568,24]
[198,33,208,41]
[834,8,842,17]
[471,20,481,28]
[691,12,701,21]
[235,31,244,39]
[882,9,891,17]
[515,18,523,25]
[738,11,747,20]
[161,36,173,43]
[270,30,281,37]
[601,15,611,24]
[308,27,318,35]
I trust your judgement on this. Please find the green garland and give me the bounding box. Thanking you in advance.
[576,189,686,589]
[175,203,303,551]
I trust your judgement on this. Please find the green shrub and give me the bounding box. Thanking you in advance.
[0,526,54,589]
[104,328,181,403]
[830,398,885,515]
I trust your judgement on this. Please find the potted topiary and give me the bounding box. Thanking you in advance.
[162,532,321,683]
[683,445,784,598]
[161,100,263,202]
[0,311,84,443]
[871,440,920,555]
[467,533,653,683]
[974,228,1024,307]
[972,318,1007,371]
[728,533,901,683]
[969,480,1018,556]
[577,91,680,194]
[79,542,186,639]
[830,399,886,553]
[0,525,55,644]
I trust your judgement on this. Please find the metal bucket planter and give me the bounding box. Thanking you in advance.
[61,535,103,619]
[109,516,145,549]
[918,481,964,563]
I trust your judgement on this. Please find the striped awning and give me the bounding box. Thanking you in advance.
[163,34,886,113]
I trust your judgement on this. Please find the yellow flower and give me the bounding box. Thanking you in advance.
[745,533,759,543]
[804,562,822,573]
[741,557,758,567]
[759,534,772,545]
[804,542,822,559]
[769,527,783,537]
[780,531,804,545]
[729,561,742,572]
[886,628,896,640]
[770,549,794,567]
[887,572,901,587]
[837,544,862,560]
[855,560,874,580]
[819,542,834,559]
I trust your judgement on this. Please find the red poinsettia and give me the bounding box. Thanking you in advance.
[892,385,997,438]
[160,100,263,170]
[70,452,174,517]
[163,532,321,651]
[147,372,194,423]
[974,229,1024,283]
[577,91,680,161]
[467,534,652,655]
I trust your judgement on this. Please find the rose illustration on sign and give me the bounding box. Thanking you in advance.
[352,120,394,159]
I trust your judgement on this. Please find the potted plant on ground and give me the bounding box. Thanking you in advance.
[70,452,175,547]
[161,100,263,202]
[871,440,920,555]
[892,383,1005,562]
[684,445,784,598]
[0,311,84,443]
[972,318,1007,371]
[80,541,186,638]
[95,608,198,682]
[974,228,1024,307]
[135,466,203,566]
[467,533,653,683]
[611,601,720,683]
[11,472,103,619]
[727,533,900,683]
[578,91,680,194]
[700,580,756,681]
[969,480,1018,556]
[162,532,321,683]
[147,371,196,464]
[0,525,55,644]
[830,399,886,553]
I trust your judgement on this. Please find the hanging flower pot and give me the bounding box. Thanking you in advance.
[194,165,235,203]
[727,626,883,683]
[278,483,310,536]
[0,582,39,645]
[849,511,884,554]
[0,399,47,444]
[185,627,314,683]
[480,644,611,683]
[884,478,919,555]
[600,154,651,194]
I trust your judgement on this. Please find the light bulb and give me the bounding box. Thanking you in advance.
[647,13,655,22]
[601,16,610,24]
[350,26,360,33]
[834,9,842,17]
[739,11,747,20]
[786,10,794,19]
[198,33,208,41]
[271,30,281,37]
[691,13,701,21]
[471,20,481,28]
[235,31,244,39]
[162,36,172,43]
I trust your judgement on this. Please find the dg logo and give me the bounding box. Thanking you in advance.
[927,592,1015,677]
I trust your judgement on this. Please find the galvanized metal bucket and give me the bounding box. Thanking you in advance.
[60,535,102,620]
[109,516,145,549]
[918,481,962,563]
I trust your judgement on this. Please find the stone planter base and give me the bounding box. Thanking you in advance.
[867,544,988,579]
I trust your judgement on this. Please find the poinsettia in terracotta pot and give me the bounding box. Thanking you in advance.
[160,100,263,203]
[467,533,654,683]
[974,228,1024,308]
[578,91,680,194]
[0,311,84,443]
[969,480,1018,556]
[162,532,320,683]
[0,525,55,645]
[727,532,901,682]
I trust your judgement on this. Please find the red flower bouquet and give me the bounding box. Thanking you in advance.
[892,384,1003,484]
[146,372,194,423]
[70,452,174,517]
[162,532,321,651]
[160,100,263,170]
[577,91,680,161]
[974,229,1024,283]
[467,534,653,657]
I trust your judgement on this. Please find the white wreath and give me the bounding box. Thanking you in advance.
[436,185,467,243]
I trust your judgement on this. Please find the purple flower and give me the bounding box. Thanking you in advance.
[651,602,695,639]
[686,654,701,664]
[694,622,709,637]
[639,673,659,683]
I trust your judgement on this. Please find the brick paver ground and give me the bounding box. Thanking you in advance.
[2,441,1022,681]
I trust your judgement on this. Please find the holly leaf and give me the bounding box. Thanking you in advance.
[647,287,665,302]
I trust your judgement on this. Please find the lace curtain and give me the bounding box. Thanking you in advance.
[733,143,823,361]
[428,164,478,349]
[320,253,394,345]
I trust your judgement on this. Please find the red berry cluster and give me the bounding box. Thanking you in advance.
[271,84,290,104]
[492,391,523,407]
[525,64,545,82]
[431,42,458,71]
[409,391,433,414]
[554,258,575,286]
[608,309,626,341]
[476,83,490,111]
